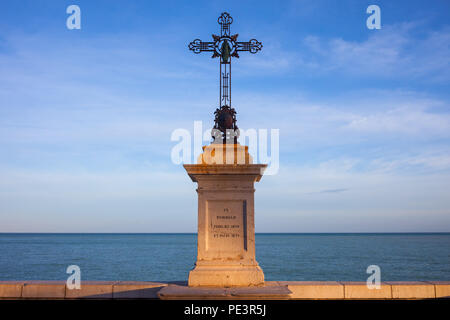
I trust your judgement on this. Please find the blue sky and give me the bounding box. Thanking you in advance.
[0,0,449,232]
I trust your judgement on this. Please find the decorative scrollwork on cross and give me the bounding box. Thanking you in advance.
[188,12,262,143]
[236,39,263,54]
[188,39,214,53]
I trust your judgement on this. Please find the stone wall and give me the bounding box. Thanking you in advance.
[0,281,448,299]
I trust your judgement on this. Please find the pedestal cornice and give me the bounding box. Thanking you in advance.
[183,164,267,182]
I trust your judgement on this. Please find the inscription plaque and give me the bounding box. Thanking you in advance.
[206,200,247,256]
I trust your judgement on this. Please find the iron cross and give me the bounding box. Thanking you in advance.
[188,12,262,109]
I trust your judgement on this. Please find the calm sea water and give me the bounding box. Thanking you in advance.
[0,233,449,281]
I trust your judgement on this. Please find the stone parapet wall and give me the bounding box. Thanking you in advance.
[0,281,448,299]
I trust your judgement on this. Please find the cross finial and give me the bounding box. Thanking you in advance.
[218,12,233,37]
[188,13,262,143]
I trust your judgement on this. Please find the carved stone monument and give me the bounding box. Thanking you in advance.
[185,13,266,287]
[185,146,266,287]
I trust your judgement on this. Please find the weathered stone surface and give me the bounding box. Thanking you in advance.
[279,281,344,299]
[388,281,435,299]
[113,281,167,299]
[158,283,291,300]
[188,266,265,287]
[264,281,281,286]
[0,281,24,298]
[197,144,253,165]
[22,281,66,299]
[229,285,291,300]
[427,281,450,298]
[184,157,267,287]
[65,281,114,299]
[341,281,392,299]
[158,284,229,300]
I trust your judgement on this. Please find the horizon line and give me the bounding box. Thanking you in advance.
[1,232,449,234]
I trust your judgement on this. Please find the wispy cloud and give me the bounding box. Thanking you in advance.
[299,23,450,81]
[241,22,450,82]
[237,89,450,146]
[306,188,349,195]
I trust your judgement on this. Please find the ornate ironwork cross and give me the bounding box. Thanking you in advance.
[188,12,262,143]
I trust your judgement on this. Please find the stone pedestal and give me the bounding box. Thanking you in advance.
[184,144,266,287]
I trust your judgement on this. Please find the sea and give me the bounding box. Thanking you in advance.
[0,233,449,281]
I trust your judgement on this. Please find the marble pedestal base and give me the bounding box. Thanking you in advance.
[184,162,266,287]
[188,264,265,287]
[158,282,292,300]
